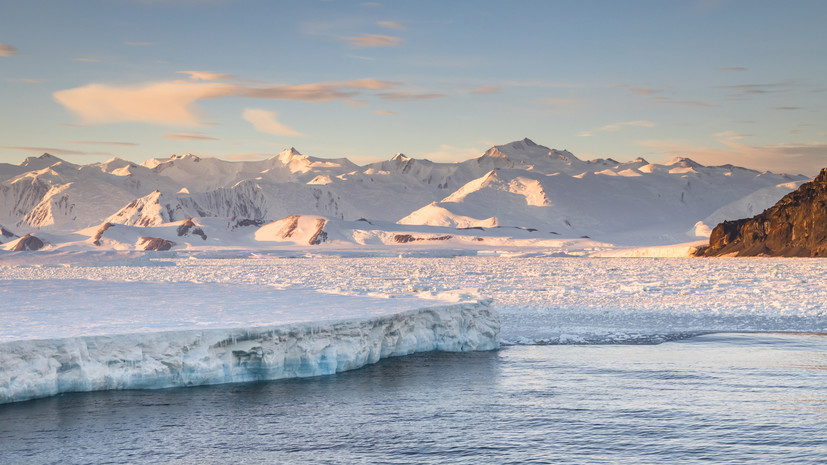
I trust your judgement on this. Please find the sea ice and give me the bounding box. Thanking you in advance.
[0,281,499,403]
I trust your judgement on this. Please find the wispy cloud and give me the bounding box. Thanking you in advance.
[471,85,501,95]
[343,34,403,48]
[124,41,156,47]
[373,109,395,115]
[615,84,661,95]
[243,108,304,137]
[242,80,394,101]
[163,132,219,141]
[617,84,713,107]
[713,130,751,141]
[338,78,400,90]
[53,77,407,126]
[718,82,792,94]
[6,78,45,83]
[578,120,655,137]
[177,70,236,81]
[376,20,405,30]
[651,96,715,107]
[66,140,138,146]
[74,57,102,62]
[1,146,112,156]
[717,80,797,101]
[377,91,445,101]
[0,44,19,56]
[600,120,656,131]
[540,97,582,110]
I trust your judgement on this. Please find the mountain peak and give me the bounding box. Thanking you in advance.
[504,138,539,151]
[667,156,702,168]
[21,153,65,168]
[391,153,409,162]
[170,153,201,162]
[482,139,581,167]
[277,147,304,164]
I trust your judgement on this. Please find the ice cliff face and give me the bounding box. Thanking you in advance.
[0,301,499,404]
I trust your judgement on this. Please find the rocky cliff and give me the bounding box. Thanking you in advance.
[695,168,827,257]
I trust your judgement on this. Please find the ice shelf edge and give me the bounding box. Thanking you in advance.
[0,301,499,404]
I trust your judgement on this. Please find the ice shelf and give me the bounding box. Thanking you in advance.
[0,301,499,404]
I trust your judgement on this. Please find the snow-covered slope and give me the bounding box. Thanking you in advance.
[690,181,806,237]
[405,141,807,244]
[0,139,809,248]
[142,148,359,192]
[0,154,180,230]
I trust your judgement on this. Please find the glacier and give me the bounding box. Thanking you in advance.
[0,301,499,404]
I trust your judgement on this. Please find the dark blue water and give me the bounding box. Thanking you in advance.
[1,333,825,464]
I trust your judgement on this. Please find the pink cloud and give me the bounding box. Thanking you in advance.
[0,44,19,56]
[343,34,403,48]
[163,132,219,141]
[243,108,304,137]
[376,21,405,30]
[54,81,238,126]
[177,70,236,81]
[66,140,138,146]
[53,75,412,126]
[471,85,502,95]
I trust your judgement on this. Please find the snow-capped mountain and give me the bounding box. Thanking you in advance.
[0,138,810,250]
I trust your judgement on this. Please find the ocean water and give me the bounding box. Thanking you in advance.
[1,333,824,464]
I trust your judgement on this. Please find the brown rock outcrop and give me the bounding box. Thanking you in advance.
[92,222,114,246]
[695,168,827,257]
[176,218,207,240]
[9,234,45,251]
[138,237,175,251]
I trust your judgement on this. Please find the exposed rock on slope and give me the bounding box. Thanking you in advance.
[255,215,329,245]
[0,224,17,243]
[177,218,207,240]
[695,168,827,257]
[92,222,113,246]
[138,237,175,251]
[7,233,45,251]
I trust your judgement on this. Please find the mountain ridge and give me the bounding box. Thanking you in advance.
[0,139,810,250]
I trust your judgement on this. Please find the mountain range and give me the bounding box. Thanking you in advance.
[0,138,809,252]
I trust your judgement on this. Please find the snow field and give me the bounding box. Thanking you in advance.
[3,255,825,343]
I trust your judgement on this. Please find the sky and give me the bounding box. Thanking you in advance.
[1,0,826,175]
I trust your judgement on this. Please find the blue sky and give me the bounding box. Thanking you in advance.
[1,0,826,175]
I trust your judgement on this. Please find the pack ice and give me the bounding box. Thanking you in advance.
[0,282,499,404]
